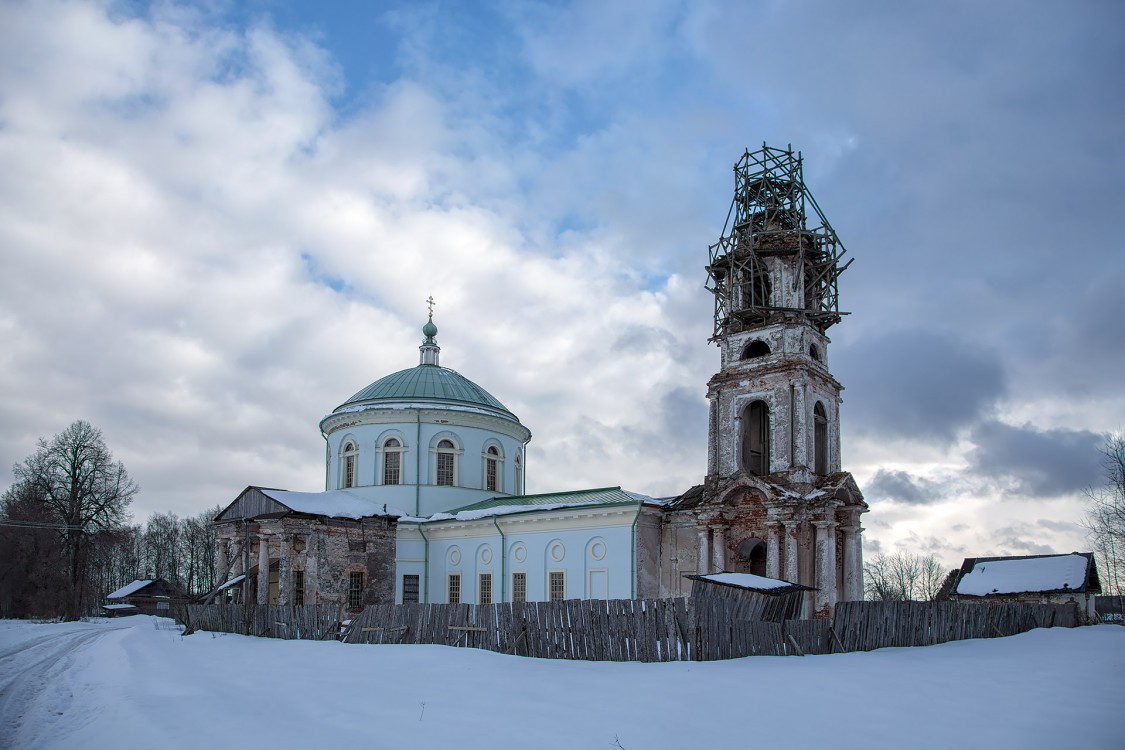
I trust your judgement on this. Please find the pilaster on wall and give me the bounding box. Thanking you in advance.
[841,525,864,602]
[765,521,781,579]
[813,519,838,617]
[257,534,269,605]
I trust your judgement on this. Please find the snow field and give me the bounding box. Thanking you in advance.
[1,617,1122,749]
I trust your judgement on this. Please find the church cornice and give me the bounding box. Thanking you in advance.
[320,404,532,443]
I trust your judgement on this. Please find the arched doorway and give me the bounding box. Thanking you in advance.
[732,538,767,576]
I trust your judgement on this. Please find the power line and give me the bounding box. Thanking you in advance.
[0,519,89,531]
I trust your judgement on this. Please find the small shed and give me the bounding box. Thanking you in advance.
[686,572,812,622]
[946,553,1101,625]
[103,578,188,618]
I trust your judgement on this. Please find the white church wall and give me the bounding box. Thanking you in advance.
[395,507,640,603]
[324,411,529,516]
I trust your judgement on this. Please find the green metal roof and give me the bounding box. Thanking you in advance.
[335,364,516,418]
[448,486,644,514]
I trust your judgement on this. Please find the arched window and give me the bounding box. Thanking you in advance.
[809,344,821,362]
[484,445,501,492]
[741,400,770,477]
[382,437,402,485]
[436,439,456,486]
[514,454,523,495]
[340,441,357,488]
[813,402,828,476]
[742,340,771,359]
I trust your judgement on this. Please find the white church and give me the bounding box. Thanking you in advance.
[212,145,868,618]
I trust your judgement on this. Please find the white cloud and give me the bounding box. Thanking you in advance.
[0,0,1120,567]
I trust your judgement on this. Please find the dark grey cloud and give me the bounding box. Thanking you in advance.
[968,421,1104,498]
[837,329,1005,442]
[866,468,947,506]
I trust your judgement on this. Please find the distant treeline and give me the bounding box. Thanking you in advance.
[0,418,221,620]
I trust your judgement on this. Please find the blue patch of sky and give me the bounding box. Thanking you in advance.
[300,252,347,293]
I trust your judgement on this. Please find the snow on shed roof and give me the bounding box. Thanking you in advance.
[686,572,812,595]
[102,603,138,610]
[107,580,154,599]
[955,553,1095,596]
[216,574,246,592]
[698,573,793,590]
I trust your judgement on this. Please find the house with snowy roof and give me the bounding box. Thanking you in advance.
[210,146,868,617]
[103,578,187,617]
[943,553,1102,624]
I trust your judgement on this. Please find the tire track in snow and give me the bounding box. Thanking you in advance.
[0,622,132,748]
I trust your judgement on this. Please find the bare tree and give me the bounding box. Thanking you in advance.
[0,481,66,618]
[1084,433,1125,596]
[864,552,949,601]
[12,420,137,619]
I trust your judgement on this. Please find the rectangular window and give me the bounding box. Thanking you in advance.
[479,573,493,604]
[293,569,305,606]
[437,453,454,486]
[344,454,356,488]
[512,572,527,602]
[549,571,565,602]
[447,573,461,604]
[402,574,419,603]
[485,458,498,492]
[348,571,364,610]
[384,451,401,485]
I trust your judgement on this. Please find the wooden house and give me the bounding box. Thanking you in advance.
[944,553,1101,625]
[103,578,188,618]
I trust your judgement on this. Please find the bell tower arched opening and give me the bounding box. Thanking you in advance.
[741,400,770,476]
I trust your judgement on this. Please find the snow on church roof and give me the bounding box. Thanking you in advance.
[954,553,1096,596]
[258,489,406,520]
[417,487,651,523]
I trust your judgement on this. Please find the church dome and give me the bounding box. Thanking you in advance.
[333,365,519,421]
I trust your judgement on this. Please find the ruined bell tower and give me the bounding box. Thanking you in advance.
[656,145,867,617]
[705,144,848,483]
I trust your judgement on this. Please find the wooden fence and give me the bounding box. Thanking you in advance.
[833,600,1076,652]
[343,598,697,661]
[182,598,1079,661]
[183,603,343,640]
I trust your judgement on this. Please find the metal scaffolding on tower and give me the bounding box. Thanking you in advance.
[706,144,851,339]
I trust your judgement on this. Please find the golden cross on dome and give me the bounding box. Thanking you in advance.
[426,295,435,317]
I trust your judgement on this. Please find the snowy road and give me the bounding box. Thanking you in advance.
[0,617,1122,749]
[0,620,133,748]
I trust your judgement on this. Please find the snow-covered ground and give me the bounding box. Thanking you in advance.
[1,617,1122,749]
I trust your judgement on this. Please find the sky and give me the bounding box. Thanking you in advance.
[1,0,1123,569]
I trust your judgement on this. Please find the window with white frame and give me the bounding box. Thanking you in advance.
[436,439,456,486]
[484,445,500,492]
[383,437,403,485]
[341,441,357,488]
[549,571,565,602]
[479,573,493,604]
[512,572,527,602]
[447,573,461,604]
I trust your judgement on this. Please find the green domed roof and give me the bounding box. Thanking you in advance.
[335,365,517,419]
